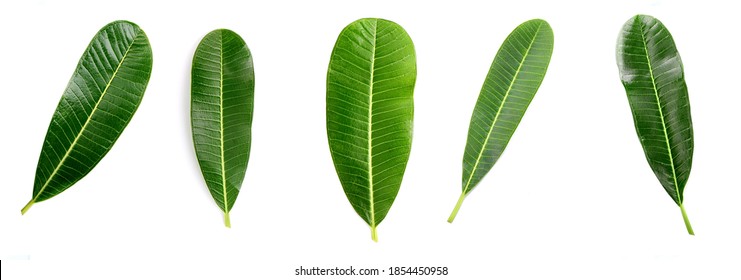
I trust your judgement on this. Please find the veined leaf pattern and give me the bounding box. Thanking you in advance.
[448,19,553,222]
[191,29,254,228]
[22,20,153,214]
[326,18,416,241]
[616,15,694,234]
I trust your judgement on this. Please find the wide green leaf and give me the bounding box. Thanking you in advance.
[326,18,416,242]
[616,15,694,235]
[448,19,554,223]
[191,29,254,228]
[22,20,153,214]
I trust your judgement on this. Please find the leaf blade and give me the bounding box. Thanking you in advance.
[23,20,153,214]
[616,15,694,234]
[191,29,254,227]
[449,19,554,222]
[326,18,416,241]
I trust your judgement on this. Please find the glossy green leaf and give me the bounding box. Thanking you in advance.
[616,15,694,235]
[191,29,254,228]
[448,19,554,223]
[326,18,416,241]
[22,20,153,214]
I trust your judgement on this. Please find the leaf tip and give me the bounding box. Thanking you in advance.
[103,20,142,33]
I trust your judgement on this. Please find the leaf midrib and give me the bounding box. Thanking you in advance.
[31,31,138,203]
[219,32,229,214]
[462,22,543,194]
[638,20,682,204]
[367,19,378,227]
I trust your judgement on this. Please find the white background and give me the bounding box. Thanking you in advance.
[1,0,739,279]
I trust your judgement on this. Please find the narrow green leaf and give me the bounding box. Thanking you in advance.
[326,18,416,241]
[22,20,153,214]
[191,29,254,228]
[616,15,694,235]
[448,19,554,223]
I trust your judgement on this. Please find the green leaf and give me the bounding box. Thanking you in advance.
[22,20,153,214]
[326,18,416,242]
[448,19,554,223]
[191,29,254,228]
[616,15,694,235]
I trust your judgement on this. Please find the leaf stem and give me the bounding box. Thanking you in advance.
[371,225,378,242]
[224,211,231,228]
[680,204,694,235]
[448,192,467,223]
[21,200,35,215]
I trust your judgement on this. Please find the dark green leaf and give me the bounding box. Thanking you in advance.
[326,18,416,241]
[191,29,254,228]
[616,15,694,235]
[22,20,153,214]
[448,19,554,223]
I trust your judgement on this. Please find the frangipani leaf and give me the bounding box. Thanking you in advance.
[326,18,416,241]
[448,19,554,222]
[191,29,254,228]
[22,20,153,214]
[616,15,694,235]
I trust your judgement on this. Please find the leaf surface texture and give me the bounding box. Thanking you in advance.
[616,15,694,234]
[326,18,416,241]
[23,20,153,214]
[449,19,553,222]
[191,29,254,227]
